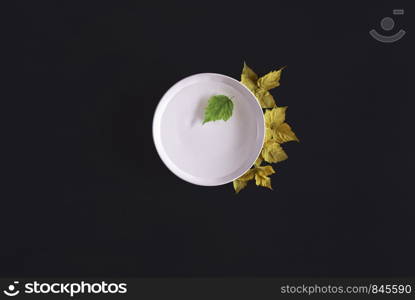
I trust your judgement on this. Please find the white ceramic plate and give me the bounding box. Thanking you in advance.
[152,73,264,186]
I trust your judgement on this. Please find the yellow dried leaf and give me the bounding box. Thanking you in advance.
[254,154,263,167]
[255,175,272,189]
[241,62,258,81]
[241,62,258,92]
[254,89,276,109]
[241,76,257,92]
[256,165,275,177]
[273,122,300,143]
[254,165,275,189]
[257,68,283,91]
[264,106,287,130]
[233,179,248,194]
[262,91,277,108]
[232,168,255,193]
[238,169,255,181]
[233,165,275,193]
[240,63,278,109]
[265,127,273,142]
[264,107,299,144]
[262,141,288,163]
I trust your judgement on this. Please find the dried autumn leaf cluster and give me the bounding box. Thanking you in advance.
[233,63,299,193]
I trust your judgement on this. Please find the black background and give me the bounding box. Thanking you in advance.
[3,1,414,277]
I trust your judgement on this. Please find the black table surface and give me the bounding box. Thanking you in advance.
[3,1,414,277]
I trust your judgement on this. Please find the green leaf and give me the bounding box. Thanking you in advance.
[202,95,234,124]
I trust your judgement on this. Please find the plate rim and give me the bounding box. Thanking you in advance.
[152,73,265,186]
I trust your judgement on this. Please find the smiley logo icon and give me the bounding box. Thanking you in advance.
[370,9,406,43]
[3,281,20,297]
